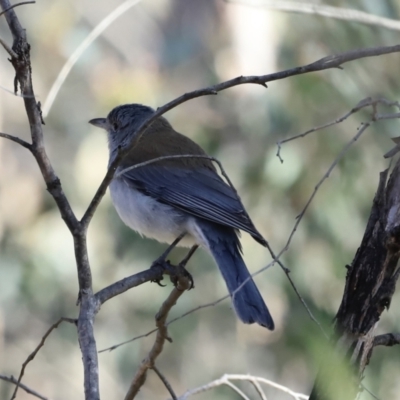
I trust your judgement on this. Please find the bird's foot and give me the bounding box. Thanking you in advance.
[150,258,172,287]
[170,264,194,290]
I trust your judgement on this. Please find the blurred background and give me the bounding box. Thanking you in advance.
[0,0,400,399]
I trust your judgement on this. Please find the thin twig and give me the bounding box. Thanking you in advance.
[10,318,76,400]
[0,1,35,17]
[99,327,159,353]
[42,0,142,118]
[152,366,177,400]
[0,374,49,400]
[276,97,399,162]
[178,374,309,400]
[276,122,370,265]
[223,381,251,400]
[249,378,268,400]
[0,36,17,58]
[262,240,328,337]
[124,273,191,400]
[0,83,35,97]
[226,0,400,32]
[99,293,230,353]
[0,132,32,149]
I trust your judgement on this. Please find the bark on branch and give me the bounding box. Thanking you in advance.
[310,160,400,400]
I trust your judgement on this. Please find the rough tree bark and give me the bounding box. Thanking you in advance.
[310,159,400,400]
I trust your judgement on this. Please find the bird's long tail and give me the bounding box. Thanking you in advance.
[196,220,274,330]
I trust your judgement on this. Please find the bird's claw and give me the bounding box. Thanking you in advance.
[150,258,172,286]
[170,264,195,290]
[150,258,194,290]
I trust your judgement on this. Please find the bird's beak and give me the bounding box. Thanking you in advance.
[89,118,108,130]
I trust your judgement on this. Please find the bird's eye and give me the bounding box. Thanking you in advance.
[112,121,118,131]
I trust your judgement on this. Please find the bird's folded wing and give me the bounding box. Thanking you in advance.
[119,165,263,241]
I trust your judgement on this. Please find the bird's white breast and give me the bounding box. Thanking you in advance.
[109,178,206,248]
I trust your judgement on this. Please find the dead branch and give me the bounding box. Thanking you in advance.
[226,0,400,32]
[0,374,49,400]
[373,333,400,347]
[310,158,400,399]
[178,374,309,400]
[124,271,191,400]
[152,366,177,400]
[0,131,32,149]
[276,97,400,162]
[10,318,76,400]
[0,1,34,17]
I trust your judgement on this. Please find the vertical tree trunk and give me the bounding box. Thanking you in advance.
[310,159,400,400]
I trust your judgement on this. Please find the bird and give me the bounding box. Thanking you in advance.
[89,103,274,330]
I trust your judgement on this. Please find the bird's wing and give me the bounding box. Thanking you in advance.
[119,165,266,244]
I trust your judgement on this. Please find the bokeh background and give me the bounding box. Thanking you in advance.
[1,0,400,399]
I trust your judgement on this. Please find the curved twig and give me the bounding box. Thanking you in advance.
[226,0,400,32]
[0,1,34,18]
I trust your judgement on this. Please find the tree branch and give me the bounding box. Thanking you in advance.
[0,374,49,400]
[373,333,400,347]
[276,97,400,162]
[310,157,400,399]
[152,366,177,400]
[124,272,191,400]
[0,1,34,17]
[0,131,32,149]
[226,0,400,32]
[95,264,165,305]
[10,318,76,400]
[178,374,309,400]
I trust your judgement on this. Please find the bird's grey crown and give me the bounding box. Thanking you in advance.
[107,103,155,132]
[106,103,156,156]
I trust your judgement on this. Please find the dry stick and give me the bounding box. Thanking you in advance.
[275,122,370,265]
[276,97,400,162]
[178,374,309,400]
[222,382,251,400]
[42,0,142,118]
[249,379,268,400]
[226,0,400,32]
[99,293,230,353]
[0,374,49,400]
[373,333,400,347]
[80,43,400,231]
[0,131,32,149]
[95,264,166,305]
[0,36,17,57]
[0,1,35,17]
[10,318,76,400]
[151,366,177,400]
[124,274,191,400]
[0,83,36,97]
